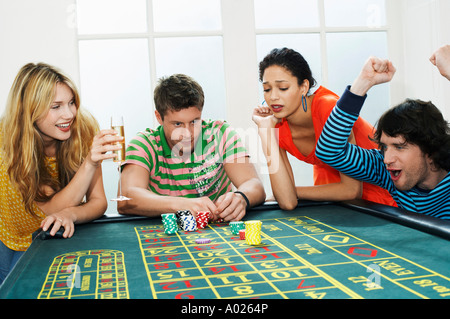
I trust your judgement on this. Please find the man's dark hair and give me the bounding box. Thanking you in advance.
[154,74,204,119]
[259,47,317,92]
[373,99,450,171]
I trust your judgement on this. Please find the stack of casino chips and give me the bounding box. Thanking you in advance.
[229,221,245,235]
[196,211,210,229]
[176,210,197,232]
[161,213,178,235]
[244,220,262,245]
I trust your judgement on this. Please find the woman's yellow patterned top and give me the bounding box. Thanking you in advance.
[0,132,57,251]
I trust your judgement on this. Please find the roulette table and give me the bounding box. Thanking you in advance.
[1,200,449,301]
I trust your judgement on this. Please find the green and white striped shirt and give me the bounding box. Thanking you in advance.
[124,120,248,201]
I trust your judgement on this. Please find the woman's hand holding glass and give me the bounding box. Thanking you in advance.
[86,129,124,167]
[39,129,124,238]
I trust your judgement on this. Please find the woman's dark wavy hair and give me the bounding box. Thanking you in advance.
[259,47,317,92]
[373,99,450,171]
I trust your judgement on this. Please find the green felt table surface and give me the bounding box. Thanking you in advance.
[1,201,449,299]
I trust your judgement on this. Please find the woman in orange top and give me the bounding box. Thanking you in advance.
[0,63,123,284]
[252,48,395,210]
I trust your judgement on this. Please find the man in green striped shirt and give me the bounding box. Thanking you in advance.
[118,74,265,221]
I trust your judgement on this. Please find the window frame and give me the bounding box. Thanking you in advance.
[75,0,397,128]
[75,0,399,195]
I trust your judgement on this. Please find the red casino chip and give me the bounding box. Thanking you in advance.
[196,211,210,229]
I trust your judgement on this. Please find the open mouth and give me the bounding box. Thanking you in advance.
[388,169,402,181]
[56,122,71,132]
[271,105,283,113]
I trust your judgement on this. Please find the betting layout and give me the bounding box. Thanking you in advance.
[135,216,450,299]
[35,215,450,299]
[38,249,129,299]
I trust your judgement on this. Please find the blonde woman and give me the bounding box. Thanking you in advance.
[0,63,122,284]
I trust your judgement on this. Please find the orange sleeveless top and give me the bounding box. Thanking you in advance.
[277,86,396,207]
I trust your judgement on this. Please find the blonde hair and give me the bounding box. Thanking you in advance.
[0,63,99,216]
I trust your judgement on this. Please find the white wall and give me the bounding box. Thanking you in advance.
[401,0,450,119]
[0,0,79,111]
[388,0,450,119]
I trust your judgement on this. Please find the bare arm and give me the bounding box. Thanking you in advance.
[296,134,363,201]
[254,118,298,210]
[117,164,219,217]
[39,165,107,238]
[295,172,362,201]
[37,129,123,237]
[37,129,122,213]
[253,107,362,208]
[215,157,266,221]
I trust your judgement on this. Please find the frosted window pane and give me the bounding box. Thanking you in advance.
[154,37,227,121]
[76,0,147,34]
[324,0,386,27]
[78,39,153,138]
[327,32,388,125]
[256,34,322,101]
[78,39,152,212]
[152,0,221,32]
[254,0,319,29]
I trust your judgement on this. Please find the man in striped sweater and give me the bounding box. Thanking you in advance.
[316,47,450,219]
[118,74,265,221]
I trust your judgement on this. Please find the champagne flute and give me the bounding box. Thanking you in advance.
[110,115,131,201]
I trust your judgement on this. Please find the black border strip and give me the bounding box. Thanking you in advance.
[340,199,450,241]
[91,199,450,240]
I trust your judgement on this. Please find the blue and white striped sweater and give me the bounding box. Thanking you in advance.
[316,87,450,220]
